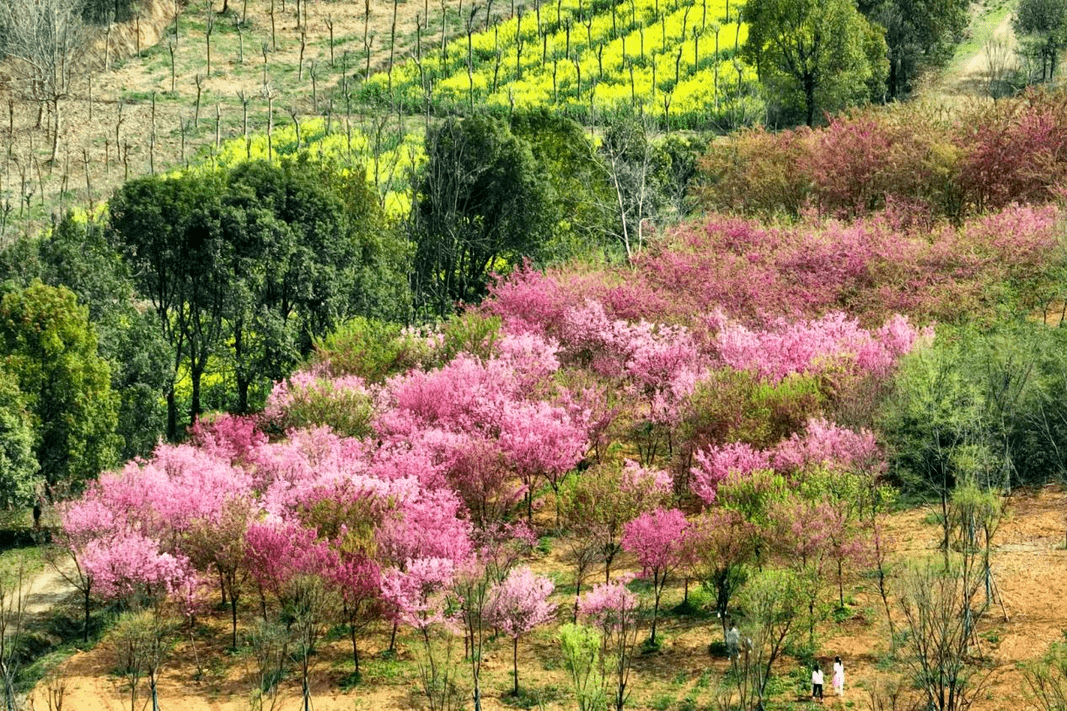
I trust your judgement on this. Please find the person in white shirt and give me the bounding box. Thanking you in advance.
[811,661,824,703]
[832,655,845,696]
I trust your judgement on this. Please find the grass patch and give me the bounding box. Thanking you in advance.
[499,684,565,708]
[667,587,713,620]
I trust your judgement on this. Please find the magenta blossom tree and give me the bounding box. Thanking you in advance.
[81,531,196,605]
[580,578,642,711]
[485,566,556,695]
[621,508,688,644]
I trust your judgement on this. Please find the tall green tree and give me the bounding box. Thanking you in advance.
[859,0,968,97]
[110,159,410,430]
[509,109,615,262]
[0,282,118,491]
[0,369,38,508]
[742,0,889,126]
[412,116,555,317]
[1014,0,1067,81]
[0,214,169,460]
[109,173,225,439]
[218,159,409,412]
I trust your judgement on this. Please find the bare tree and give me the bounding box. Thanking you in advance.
[0,0,89,163]
[896,562,995,711]
[983,37,1016,99]
[0,561,30,711]
[595,117,668,261]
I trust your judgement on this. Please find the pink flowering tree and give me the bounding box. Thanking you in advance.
[714,311,929,385]
[772,418,881,476]
[245,520,340,711]
[500,399,588,523]
[771,495,835,647]
[295,480,395,680]
[690,442,772,506]
[381,557,466,711]
[263,369,375,438]
[455,523,537,709]
[444,434,524,529]
[621,508,688,645]
[81,531,196,606]
[183,495,256,650]
[580,579,642,711]
[485,566,556,695]
[186,413,266,466]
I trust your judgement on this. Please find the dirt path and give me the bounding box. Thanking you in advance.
[20,559,77,619]
[923,6,1017,100]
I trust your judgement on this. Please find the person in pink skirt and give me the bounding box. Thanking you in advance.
[832,655,845,697]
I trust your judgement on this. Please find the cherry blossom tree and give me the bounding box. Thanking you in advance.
[690,442,772,506]
[381,558,465,711]
[499,399,587,522]
[486,566,556,695]
[580,578,642,711]
[621,508,688,645]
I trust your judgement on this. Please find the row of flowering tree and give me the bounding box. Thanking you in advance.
[52,268,926,707]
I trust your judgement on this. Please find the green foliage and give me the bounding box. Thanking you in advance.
[6,214,169,460]
[861,0,969,96]
[718,469,789,530]
[412,116,556,317]
[558,623,607,711]
[881,323,1067,498]
[742,0,888,126]
[0,282,119,491]
[681,368,823,457]
[271,375,375,440]
[437,312,503,363]
[1014,0,1067,81]
[509,109,617,262]
[1022,639,1067,710]
[313,318,432,383]
[0,369,38,508]
[879,334,985,499]
[109,157,410,434]
[734,568,805,705]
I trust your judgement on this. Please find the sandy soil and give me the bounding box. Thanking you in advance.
[20,486,1067,710]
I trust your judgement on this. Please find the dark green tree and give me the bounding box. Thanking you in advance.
[0,282,118,491]
[3,215,170,460]
[509,109,616,262]
[412,116,555,317]
[1014,0,1067,81]
[220,159,410,412]
[859,0,968,97]
[109,173,226,439]
[742,0,889,126]
[110,159,410,429]
[0,368,39,508]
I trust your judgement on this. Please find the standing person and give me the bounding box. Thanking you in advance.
[832,656,845,696]
[811,661,824,704]
[725,622,740,661]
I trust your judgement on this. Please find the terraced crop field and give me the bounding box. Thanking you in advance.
[360,0,762,129]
